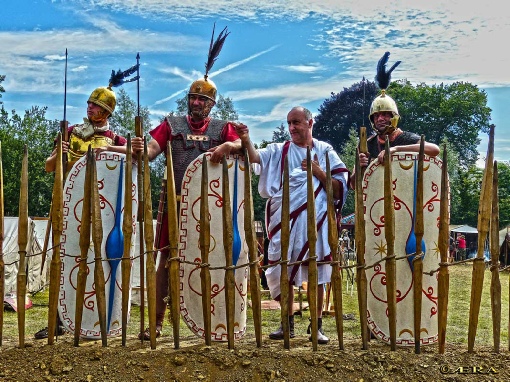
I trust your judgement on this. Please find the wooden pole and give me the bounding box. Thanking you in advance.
[143,139,157,349]
[355,127,369,349]
[91,151,108,347]
[74,146,93,346]
[0,142,4,346]
[326,153,343,349]
[306,147,318,351]
[166,143,180,349]
[222,156,235,349]
[384,138,397,351]
[16,145,29,348]
[280,155,291,349]
[47,136,63,345]
[413,137,425,354]
[437,145,450,354]
[135,116,146,340]
[490,161,501,353]
[121,136,133,346]
[199,153,212,345]
[468,124,494,353]
[243,149,262,347]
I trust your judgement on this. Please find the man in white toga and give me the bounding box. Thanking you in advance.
[235,106,349,344]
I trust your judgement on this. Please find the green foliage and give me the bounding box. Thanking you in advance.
[390,80,491,167]
[0,106,59,216]
[496,162,510,229]
[109,88,152,138]
[0,74,5,104]
[338,127,358,216]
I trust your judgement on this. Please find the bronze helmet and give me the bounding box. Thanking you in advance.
[87,86,116,115]
[189,76,217,102]
[369,52,401,134]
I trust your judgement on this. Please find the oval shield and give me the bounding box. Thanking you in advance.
[59,152,138,339]
[179,153,248,342]
[363,152,445,346]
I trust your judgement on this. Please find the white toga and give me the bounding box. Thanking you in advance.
[257,139,349,299]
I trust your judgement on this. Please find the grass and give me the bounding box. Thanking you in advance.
[1,264,509,347]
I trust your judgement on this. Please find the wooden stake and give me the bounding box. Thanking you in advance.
[0,142,5,346]
[121,136,133,346]
[143,139,157,349]
[490,161,501,353]
[166,143,180,349]
[91,151,108,347]
[243,149,262,347]
[413,137,425,354]
[74,146,93,346]
[437,145,450,354]
[355,127,369,349]
[468,125,494,353]
[222,156,235,349]
[306,147,318,351]
[326,153,343,349]
[280,156,291,349]
[17,145,29,348]
[199,154,212,345]
[47,136,63,345]
[384,138,397,351]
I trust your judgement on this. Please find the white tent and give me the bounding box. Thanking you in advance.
[3,217,47,295]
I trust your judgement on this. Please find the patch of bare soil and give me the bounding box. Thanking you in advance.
[1,334,509,382]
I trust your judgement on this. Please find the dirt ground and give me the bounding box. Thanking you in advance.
[1,332,509,382]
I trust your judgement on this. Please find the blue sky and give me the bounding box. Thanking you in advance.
[1,0,508,165]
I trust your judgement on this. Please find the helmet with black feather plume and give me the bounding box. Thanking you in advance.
[369,52,401,134]
[88,63,140,115]
[189,23,230,103]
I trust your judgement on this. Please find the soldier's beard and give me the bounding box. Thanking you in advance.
[189,100,215,121]
[88,110,109,126]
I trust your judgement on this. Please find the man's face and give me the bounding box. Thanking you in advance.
[287,109,313,147]
[372,111,393,133]
[87,102,109,125]
[188,94,215,121]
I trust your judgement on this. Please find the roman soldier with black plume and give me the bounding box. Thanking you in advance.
[131,24,244,341]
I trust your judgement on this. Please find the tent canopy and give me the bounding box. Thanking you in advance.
[450,225,478,234]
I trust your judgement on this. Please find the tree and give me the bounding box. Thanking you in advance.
[337,127,358,216]
[389,81,491,167]
[0,75,5,104]
[313,79,378,153]
[0,106,59,216]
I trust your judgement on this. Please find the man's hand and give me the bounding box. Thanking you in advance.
[208,142,234,163]
[359,152,369,168]
[300,154,323,177]
[131,137,144,155]
[376,147,397,164]
[233,123,250,144]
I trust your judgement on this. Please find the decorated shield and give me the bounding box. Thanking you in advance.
[363,152,445,346]
[59,152,138,339]
[179,153,248,341]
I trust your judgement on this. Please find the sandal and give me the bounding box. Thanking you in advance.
[138,326,161,341]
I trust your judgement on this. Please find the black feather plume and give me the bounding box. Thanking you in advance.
[108,63,140,88]
[205,23,230,78]
[375,52,401,90]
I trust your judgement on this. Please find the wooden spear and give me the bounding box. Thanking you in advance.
[490,161,500,353]
[280,155,291,349]
[243,149,262,347]
[384,138,397,351]
[47,135,63,345]
[437,145,450,354]
[143,139,157,349]
[121,136,133,346]
[91,150,108,347]
[412,137,425,354]
[326,153,344,349]
[17,145,29,348]
[199,153,212,345]
[355,126,369,349]
[467,124,494,353]
[222,156,235,349]
[0,142,5,346]
[166,142,180,349]
[306,147,319,351]
[74,146,93,346]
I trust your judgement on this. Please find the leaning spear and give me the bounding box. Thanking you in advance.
[490,161,501,353]
[467,124,494,353]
